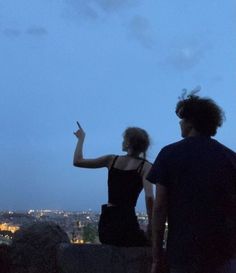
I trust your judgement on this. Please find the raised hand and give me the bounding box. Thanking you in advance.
[74,122,86,140]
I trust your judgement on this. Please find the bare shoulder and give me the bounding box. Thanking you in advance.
[107,154,118,169]
[143,160,152,172]
[101,154,117,164]
[142,160,154,197]
[141,160,152,177]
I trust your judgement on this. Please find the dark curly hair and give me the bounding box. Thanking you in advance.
[175,92,225,136]
[123,127,150,158]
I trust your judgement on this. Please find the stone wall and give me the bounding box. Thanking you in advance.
[1,222,152,273]
[9,222,70,273]
[57,243,152,273]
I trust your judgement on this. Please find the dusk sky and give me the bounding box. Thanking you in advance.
[0,0,235,212]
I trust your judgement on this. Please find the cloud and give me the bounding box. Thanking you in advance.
[62,0,154,49]
[3,28,21,38]
[62,0,139,21]
[2,26,47,38]
[127,15,154,49]
[96,0,137,13]
[164,42,208,70]
[62,0,98,21]
[211,75,223,83]
[26,26,48,36]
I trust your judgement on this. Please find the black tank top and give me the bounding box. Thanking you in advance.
[108,156,146,207]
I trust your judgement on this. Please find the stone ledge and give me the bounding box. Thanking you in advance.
[3,222,152,273]
[57,243,152,273]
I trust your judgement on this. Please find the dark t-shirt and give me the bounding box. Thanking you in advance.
[147,136,236,267]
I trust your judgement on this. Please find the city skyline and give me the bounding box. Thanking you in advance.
[0,0,235,211]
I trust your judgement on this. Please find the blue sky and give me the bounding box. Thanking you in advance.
[0,0,235,212]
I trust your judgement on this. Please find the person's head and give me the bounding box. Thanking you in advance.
[176,93,225,138]
[122,127,150,158]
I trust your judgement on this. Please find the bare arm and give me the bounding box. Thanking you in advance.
[151,183,168,273]
[142,163,154,232]
[145,194,154,239]
[73,122,114,168]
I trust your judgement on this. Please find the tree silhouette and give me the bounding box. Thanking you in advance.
[82,223,97,243]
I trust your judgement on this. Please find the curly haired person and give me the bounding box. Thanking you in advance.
[148,92,236,273]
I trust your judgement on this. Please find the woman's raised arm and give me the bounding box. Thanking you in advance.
[73,122,114,168]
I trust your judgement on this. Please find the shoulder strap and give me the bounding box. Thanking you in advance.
[110,156,119,169]
[136,160,146,174]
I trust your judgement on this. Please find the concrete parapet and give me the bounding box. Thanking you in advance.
[57,243,152,273]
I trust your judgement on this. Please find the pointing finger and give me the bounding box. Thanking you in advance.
[76,121,82,129]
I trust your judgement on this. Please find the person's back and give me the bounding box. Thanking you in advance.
[98,155,151,246]
[108,155,146,207]
[160,136,236,270]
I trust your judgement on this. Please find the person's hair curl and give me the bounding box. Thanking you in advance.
[176,89,225,136]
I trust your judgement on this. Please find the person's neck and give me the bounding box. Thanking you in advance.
[126,150,141,158]
[187,129,208,137]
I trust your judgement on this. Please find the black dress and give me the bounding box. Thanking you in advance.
[98,156,149,246]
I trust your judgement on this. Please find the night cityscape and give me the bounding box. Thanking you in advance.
[0,209,150,246]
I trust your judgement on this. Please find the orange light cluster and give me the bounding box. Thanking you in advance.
[72,239,84,244]
[0,223,20,233]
